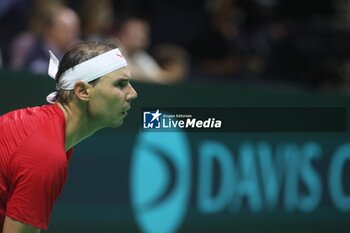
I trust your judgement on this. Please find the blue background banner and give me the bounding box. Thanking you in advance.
[1,69,350,233]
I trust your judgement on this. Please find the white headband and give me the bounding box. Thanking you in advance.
[46,48,128,103]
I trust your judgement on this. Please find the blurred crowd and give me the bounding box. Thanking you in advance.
[1,0,350,89]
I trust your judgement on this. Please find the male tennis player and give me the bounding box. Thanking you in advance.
[0,40,137,233]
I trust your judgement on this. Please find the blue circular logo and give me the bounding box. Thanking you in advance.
[130,130,191,233]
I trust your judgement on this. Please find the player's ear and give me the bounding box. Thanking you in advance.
[74,81,91,102]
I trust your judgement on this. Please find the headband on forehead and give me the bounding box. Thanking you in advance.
[46,48,128,103]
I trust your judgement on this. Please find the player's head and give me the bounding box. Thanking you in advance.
[47,39,137,127]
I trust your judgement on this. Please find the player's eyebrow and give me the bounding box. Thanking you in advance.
[112,73,130,82]
[119,73,131,80]
[117,77,131,84]
[119,77,130,81]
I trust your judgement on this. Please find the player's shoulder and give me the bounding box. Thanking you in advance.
[0,104,66,159]
[0,104,62,128]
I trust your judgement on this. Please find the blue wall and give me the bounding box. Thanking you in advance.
[1,69,350,233]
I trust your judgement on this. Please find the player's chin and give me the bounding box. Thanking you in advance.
[112,118,124,128]
[110,113,127,127]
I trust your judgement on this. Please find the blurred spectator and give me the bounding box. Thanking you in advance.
[0,0,33,65]
[152,43,190,83]
[2,0,350,90]
[80,0,114,42]
[20,3,80,74]
[9,32,35,70]
[117,17,188,84]
[9,0,60,69]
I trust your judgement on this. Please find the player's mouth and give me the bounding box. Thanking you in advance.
[121,106,131,116]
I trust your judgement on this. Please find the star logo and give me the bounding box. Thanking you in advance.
[150,109,162,122]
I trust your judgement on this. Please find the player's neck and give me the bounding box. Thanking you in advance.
[56,102,101,151]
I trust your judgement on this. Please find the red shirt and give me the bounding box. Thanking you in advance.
[0,104,72,230]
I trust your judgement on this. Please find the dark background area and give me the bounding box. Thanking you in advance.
[1,0,350,89]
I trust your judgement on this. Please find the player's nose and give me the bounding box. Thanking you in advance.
[126,83,138,102]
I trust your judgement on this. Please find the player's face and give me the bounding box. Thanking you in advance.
[88,67,137,127]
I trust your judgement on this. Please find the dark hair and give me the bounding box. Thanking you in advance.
[54,39,121,104]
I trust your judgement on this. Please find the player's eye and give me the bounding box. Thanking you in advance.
[115,80,128,89]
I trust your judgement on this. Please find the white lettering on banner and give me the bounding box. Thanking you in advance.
[162,118,222,128]
[131,130,350,233]
[196,141,350,213]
